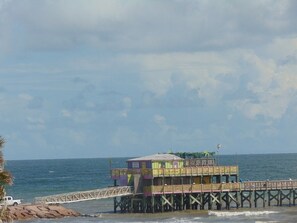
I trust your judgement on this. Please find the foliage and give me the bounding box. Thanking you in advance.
[0,171,12,186]
[0,137,4,168]
[170,151,215,159]
[0,137,12,187]
[0,136,13,222]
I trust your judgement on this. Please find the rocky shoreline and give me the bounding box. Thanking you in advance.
[1,204,80,222]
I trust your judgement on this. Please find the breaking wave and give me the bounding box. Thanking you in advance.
[208,210,278,217]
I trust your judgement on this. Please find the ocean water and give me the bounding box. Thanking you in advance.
[5,153,297,223]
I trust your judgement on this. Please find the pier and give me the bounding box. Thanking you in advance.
[34,152,297,213]
[34,180,297,211]
[111,153,297,213]
[111,179,297,213]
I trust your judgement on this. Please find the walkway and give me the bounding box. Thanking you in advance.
[34,186,133,204]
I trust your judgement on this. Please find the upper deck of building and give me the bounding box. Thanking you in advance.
[111,152,238,181]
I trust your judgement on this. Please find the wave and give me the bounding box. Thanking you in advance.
[34,176,74,180]
[254,221,280,223]
[208,210,278,217]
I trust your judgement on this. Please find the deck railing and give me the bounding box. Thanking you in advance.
[143,183,241,195]
[143,180,297,195]
[150,166,238,177]
[112,166,238,179]
[242,180,297,190]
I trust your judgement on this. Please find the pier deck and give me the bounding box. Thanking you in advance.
[113,180,297,213]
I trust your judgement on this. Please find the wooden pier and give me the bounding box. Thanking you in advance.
[113,180,297,213]
[33,180,297,212]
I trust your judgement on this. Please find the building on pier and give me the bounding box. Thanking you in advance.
[111,152,240,212]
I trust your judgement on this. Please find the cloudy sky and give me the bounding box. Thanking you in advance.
[1,0,297,160]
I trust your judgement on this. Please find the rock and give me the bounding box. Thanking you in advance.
[1,204,80,221]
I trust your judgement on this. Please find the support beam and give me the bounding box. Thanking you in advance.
[241,191,252,208]
[293,189,297,206]
[222,192,230,210]
[189,194,202,206]
[202,193,211,210]
[114,197,118,213]
[161,195,173,208]
[228,192,239,208]
[210,193,222,210]
[280,190,292,206]
[268,190,280,206]
[254,191,266,208]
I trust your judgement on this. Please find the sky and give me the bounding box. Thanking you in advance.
[1,0,297,160]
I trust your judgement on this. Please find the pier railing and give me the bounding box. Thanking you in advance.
[34,186,133,204]
[143,180,297,195]
[144,183,241,195]
[242,180,297,190]
[112,166,238,179]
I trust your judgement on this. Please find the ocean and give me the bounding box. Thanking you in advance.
[5,153,297,222]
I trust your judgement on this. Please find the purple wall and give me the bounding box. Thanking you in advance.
[127,161,152,169]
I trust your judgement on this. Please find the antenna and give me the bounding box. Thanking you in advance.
[216,144,222,165]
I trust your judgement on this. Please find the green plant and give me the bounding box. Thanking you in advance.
[0,136,13,222]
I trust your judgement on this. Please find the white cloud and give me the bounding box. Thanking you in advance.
[18,93,33,101]
[234,41,297,120]
[126,35,297,121]
[26,117,45,130]
[67,130,86,145]
[154,114,166,125]
[126,52,237,101]
[120,97,132,117]
[154,114,176,133]
[2,1,297,159]
[1,1,295,54]
[267,37,297,59]
[61,109,71,118]
[112,127,139,147]
[61,109,95,123]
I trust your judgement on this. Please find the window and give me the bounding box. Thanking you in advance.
[141,162,146,169]
[173,161,178,168]
[132,162,140,168]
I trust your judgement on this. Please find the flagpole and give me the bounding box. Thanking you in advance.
[216,144,221,166]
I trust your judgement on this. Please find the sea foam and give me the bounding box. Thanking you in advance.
[208,210,278,217]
